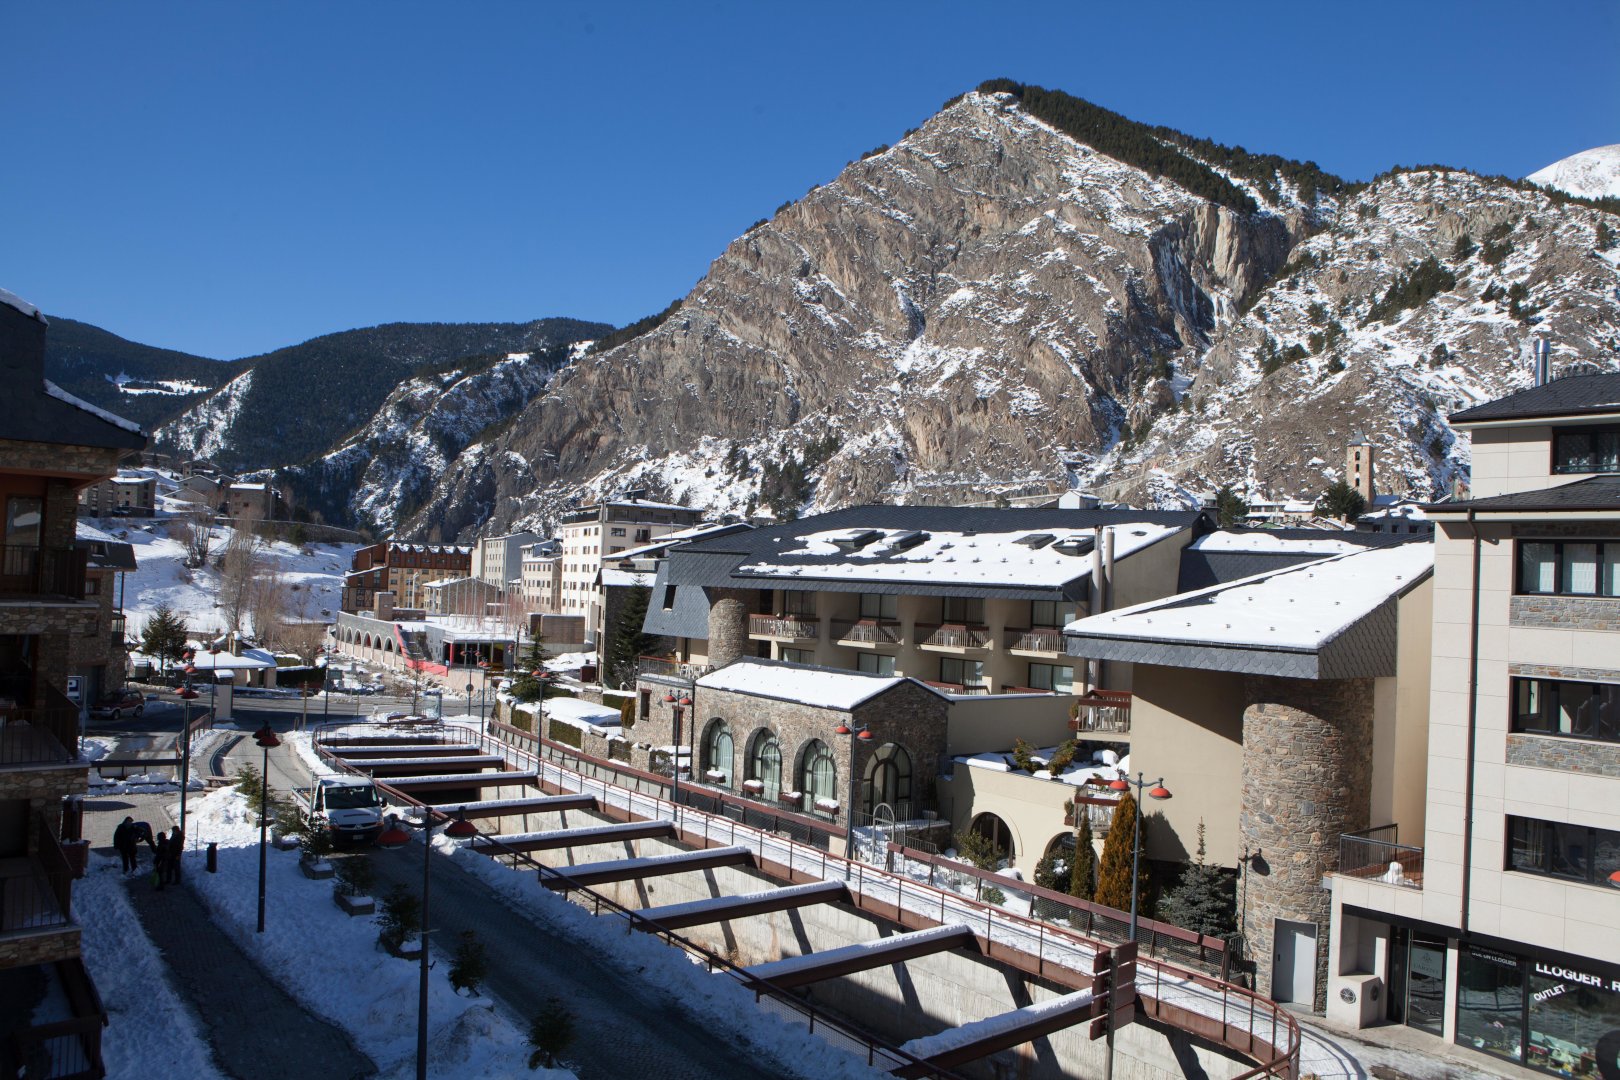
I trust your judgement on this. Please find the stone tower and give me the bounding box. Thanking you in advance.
[1347,433,1375,505]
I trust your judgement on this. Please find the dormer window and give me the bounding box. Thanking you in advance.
[1552,426,1620,474]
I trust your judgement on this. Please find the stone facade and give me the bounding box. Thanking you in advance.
[1507,660,1620,683]
[706,588,753,669]
[0,441,124,485]
[1506,732,1620,778]
[1239,675,1373,1014]
[0,768,89,802]
[1509,595,1620,633]
[0,927,81,970]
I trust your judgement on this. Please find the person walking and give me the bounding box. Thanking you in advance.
[153,830,169,890]
[162,828,184,887]
[112,816,138,874]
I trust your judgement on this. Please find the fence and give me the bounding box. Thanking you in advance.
[3,959,106,1080]
[1338,825,1424,889]
[1070,691,1132,734]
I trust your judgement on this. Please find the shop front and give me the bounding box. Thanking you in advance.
[1456,945,1620,1079]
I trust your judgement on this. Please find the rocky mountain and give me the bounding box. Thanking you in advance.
[1528,144,1620,201]
[154,318,609,474]
[43,317,240,431]
[398,84,1620,542]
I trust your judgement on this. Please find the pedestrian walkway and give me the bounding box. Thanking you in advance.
[82,796,377,1080]
[365,842,788,1080]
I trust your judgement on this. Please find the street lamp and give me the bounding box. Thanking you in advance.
[1107,771,1172,941]
[834,723,874,859]
[378,809,478,1080]
[176,664,200,850]
[253,722,281,934]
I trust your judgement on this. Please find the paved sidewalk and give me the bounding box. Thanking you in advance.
[82,795,377,1080]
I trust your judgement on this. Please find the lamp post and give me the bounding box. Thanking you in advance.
[378,809,478,1080]
[207,644,221,721]
[177,659,200,846]
[465,681,475,727]
[834,722,874,859]
[253,722,281,933]
[1107,771,1172,941]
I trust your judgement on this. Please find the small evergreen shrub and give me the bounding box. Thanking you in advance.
[527,997,577,1070]
[377,885,421,954]
[449,931,488,996]
[333,854,375,898]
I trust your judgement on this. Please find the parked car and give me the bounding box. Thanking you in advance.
[89,688,145,720]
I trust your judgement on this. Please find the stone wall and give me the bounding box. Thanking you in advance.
[1506,733,1620,779]
[1239,675,1373,1014]
[705,588,753,668]
[1510,595,1620,633]
[0,927,80,969]
[0,442,123,485]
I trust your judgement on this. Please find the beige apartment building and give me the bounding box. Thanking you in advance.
[556,494,702,640]
[1327,373,1620,1077]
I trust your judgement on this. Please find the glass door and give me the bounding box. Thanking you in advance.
[1407,934,1449,1036]
[1387,926,1410,1024]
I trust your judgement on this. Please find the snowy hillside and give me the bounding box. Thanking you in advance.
[1527,144,1620,201]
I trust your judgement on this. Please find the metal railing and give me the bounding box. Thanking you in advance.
[1070,690,1132,734]
[4,958,106,1080]
[748,614,819,640]
[635,656,713,684]
[915,624,992,650]
[0,819,75,937]
[1004,627,1065,653]
[312,716,1300,1078]
[0,688,79,768]
[833,619,902,646]
[0,545,87,600]
[1065,795,1117,832]
[1338,825,1424,889]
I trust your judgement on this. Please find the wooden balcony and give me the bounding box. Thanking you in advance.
[748,614,819,642]
[1069,690,1132,735]
[832,618,902,649]
[915,623,992,652]
[1005,626,1066,655]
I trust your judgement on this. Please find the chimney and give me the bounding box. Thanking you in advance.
[1533,338,1550,386]
[374,591,396,621]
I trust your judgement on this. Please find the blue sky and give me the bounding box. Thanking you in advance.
[4,2,1616,360]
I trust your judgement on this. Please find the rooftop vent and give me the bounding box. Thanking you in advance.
[1016,533,1056,549]
[831,529,883,553]
[888,530,931,552]
[1052,534,1091,556]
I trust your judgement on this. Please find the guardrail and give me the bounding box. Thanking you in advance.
[1004,627,1065,653]
[833,619,902,646]
[748,614,819,640]
[0,544,87,600]
[915,624,992,650]
[635,656,713,683]
[1338,826,1424,889]
[312,717,1300,1078]
[1070,690,1132,734]
[4,958,106,1080]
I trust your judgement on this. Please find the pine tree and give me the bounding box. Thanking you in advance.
[1214,485,1248,527]
[1156,820,1237,938]
[1094,792,1142,912]
[140,603,191,671]
[1070,812,1096,902]
[603,585,657,690]
[1033,848,1070,892]
[508,628,550,702]
[526,997,576,1069]
[1319,479,1368,522]
[448,930,488,996]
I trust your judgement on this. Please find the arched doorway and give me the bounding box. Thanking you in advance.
[968,812,1016,868]
[863,742,912,819]
[746,730,781,801]
[701,719,733,786]
[800,739,837,816]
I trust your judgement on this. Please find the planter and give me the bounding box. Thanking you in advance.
[334,891,375,916]
[704,769,727,784]
[741,780,765,795]
[61,839,90,879]
[381,935,423,960]
[300,857,335,880]
[813,798,840,815]
[274,835,301,851]
[778,791,803,809]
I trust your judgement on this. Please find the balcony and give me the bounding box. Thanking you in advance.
[832,619,901,649]
[915,623,992,652]
[1065,795,1117,832]
[0,690,80,769]
[108,614,127,644]
[0,819,77,946]
[1338,825,1424,889]
[1005,626,1066,655]
[1069,690,1132,735]
[0,545,88,602]
[635,656,714,685]
[923,680,990,695]
[749,614,819,643]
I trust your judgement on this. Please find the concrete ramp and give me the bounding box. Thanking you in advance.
[469,820,675,854]
[543,845,754,891]
[632,880,849,932]
[894,988,1099,1078]
[745,924,976,990]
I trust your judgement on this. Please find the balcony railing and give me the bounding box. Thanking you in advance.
[832,619,901,647]
[1064,794,1118,832]
[1005,626,1066,654]
[0,545,88,601]
[915,623,992,650]
[748,614,818,641]
[0,819,76,937]
[1338,825,1424,889]
[1069,690,1132,734]
[0,690,79,767]
[108,614,127,643]
[635,656,714,684]
[922,680,990,695]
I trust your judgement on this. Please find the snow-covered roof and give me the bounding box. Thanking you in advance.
[43,381,144,434]
[112,473,153,484]
[1188,530,1367,555]
[609,521,748,562]
[957,745,1127,789]
[601,568,654,588]
[0,286,42,320]
[697,658,943,710]
[190,650,276,671]
[540,697,622,729]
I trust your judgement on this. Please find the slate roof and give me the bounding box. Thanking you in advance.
[640,562,715,640]
[1177,529,1413,593]
[1424,476,1620,515]
[76,538,137,571]
[1449,373,1620,425]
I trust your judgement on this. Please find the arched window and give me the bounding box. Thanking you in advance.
[801,740,837,814]
[746,731,781,801]
[968,812,1016,868]
[864,743,912,819]
[384,638,394,653]
[702,719,733,786]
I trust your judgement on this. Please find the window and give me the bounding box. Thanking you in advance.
[1517,540,1620,597]
[857,653,895,676]
[864,743,912,817]
[1030,600,1079,627]
[1512,677,1620,743]
[1456,948,1523,1064]
[610,527,626,537]
[1506,815,1620,885]
[1027,663,1076,693]
[780,648,814,665]
[802,740,837,811]
[1553,426,1620,474]
[941,596,985,624]
[747,731,782,801]
[702,720,733,785]
[859,593,897,620]
[5,496,42,547]
[940,657,985,688]
[779,591,815,616]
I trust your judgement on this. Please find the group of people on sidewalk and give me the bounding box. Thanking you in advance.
[113,816,184,889]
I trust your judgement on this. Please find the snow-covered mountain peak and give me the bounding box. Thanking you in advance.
[1526,144,1620,200]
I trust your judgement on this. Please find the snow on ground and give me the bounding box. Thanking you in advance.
[179,783,560,1080]
[76,858,228,1080]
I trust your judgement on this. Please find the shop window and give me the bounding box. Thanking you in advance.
[1457,947,1523,1064]
[1513,677,1620,743]
[746,731,781,801]
[1527,961,1620,1076]
[1553,426,1620,474]
[1517,540,1620,597]
[701,720,732,785]
[864,743,912,818]
[801,740,837,813]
